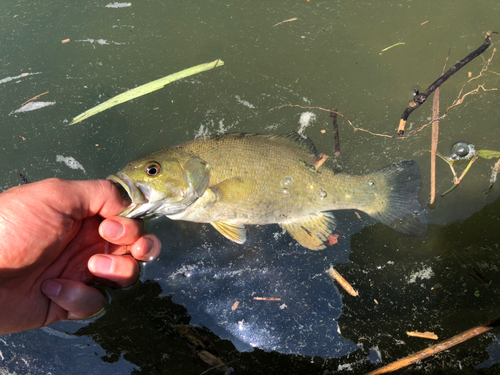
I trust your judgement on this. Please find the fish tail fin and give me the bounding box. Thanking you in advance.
[365,160,427,237]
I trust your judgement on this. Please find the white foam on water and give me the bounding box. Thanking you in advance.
[105,2,132,8]
[56,155,86,174]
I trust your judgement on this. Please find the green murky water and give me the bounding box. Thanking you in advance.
[1,0,500,373]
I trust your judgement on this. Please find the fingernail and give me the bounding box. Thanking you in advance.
[101,220,124,240]
[42,280,62,297]
[91,255,114,274]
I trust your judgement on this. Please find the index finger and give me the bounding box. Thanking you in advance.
[33,178,129,220]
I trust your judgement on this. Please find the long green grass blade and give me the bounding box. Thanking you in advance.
[69,59,224,125]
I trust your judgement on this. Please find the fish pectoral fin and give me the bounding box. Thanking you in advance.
[211,221,247,244]
[210,177,250,204]
[280,212,337,250]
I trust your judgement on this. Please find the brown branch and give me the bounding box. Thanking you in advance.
[330,109,341,156]
[327,267,358,297]
[398,31,496,136]
[365,315,500,375]
[22,91,49,106]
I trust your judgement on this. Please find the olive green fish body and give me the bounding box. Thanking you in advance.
[108,133,427,250]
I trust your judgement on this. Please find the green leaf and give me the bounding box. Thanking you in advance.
[477,150,500,159]
[474,290,480,297]
[69,59,224,125]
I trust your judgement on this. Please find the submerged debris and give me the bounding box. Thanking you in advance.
[407,266,434,284]
[327,266,358,297]
[406,331,439,340]
[469,268,491,286]
[17,172,30,185]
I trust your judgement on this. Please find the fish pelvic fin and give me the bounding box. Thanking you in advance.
[365,160,427,237]
[280,212,337,250]
[211,221,247,244]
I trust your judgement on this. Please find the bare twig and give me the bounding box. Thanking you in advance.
[327,266,358,297]
[273,18,298,27]
[365,315,500,375]
[440,154,479,197]
[330,109,341,156]
[469,268,491,286]
[270,105,397,139]
[22,91,49,106]
[406,331,438,340]
[430,51,450,204]
[314,153,329,170]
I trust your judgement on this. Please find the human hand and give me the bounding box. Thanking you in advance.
[0,178,161,334]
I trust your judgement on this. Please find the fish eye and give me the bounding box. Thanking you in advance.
[145,162,161,176]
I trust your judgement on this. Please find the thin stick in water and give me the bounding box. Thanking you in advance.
[430,51,450,204]
[327,266,358,297]
[365,315,500,375]
[22,91,49,106]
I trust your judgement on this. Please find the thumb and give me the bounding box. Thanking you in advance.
[42,279,106,322]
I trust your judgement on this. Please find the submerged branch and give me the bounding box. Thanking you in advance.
[330,109,341,156]
[365,315,500,375]
[397,31,496,136]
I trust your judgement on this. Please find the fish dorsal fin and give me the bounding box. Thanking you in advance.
[219,132,318,157]
[270,132,318,156]
[211,221,247,244]
[280,212,337,250]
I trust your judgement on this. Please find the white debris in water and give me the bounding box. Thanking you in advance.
[217,119,232,134]
[105,2,132,8]
[298,111,316,137]
[194,124,208,139]
[12,101,55,114]
[76,39,125,46]
[0,72,42,85]
[265,124,279,131]
[40,326,78,339]
[407,266,434,284]
[56,155,86,174]
[235,95,255,108]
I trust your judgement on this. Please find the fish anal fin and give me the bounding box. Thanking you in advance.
[280,212,337,250]
[211,221,247,244]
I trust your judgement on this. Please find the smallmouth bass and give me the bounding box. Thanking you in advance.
[108,132,427,250]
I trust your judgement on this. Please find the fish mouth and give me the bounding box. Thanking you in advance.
[107,173,151,218]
